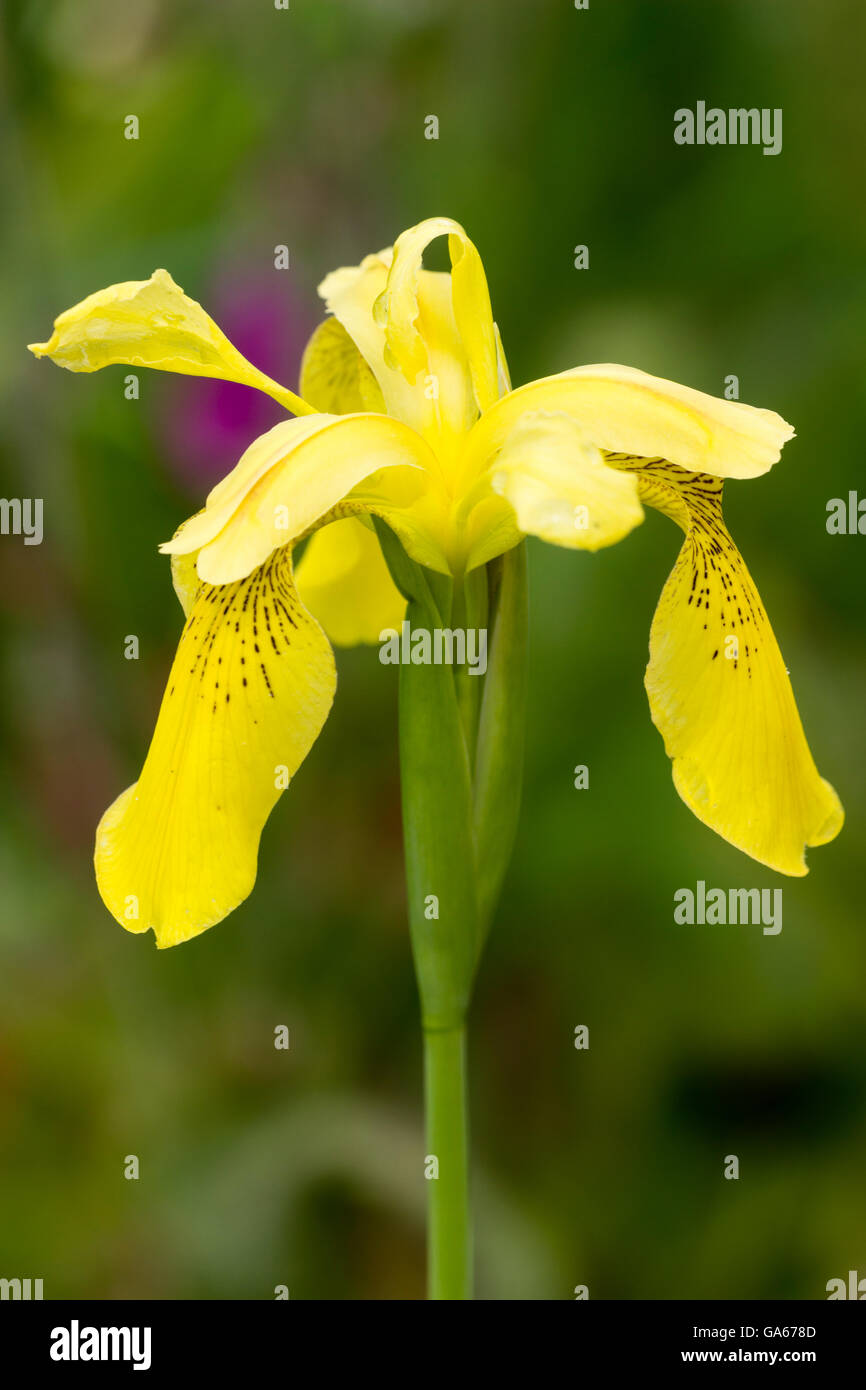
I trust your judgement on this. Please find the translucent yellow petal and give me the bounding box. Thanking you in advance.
[160,413,434,586]
[318,235,478,467]
[488,411,644,551]
[299,316,385,414]
[295,516,405,646]
[494,321,512,396]
[380,216,499,412]
[629,459,843,875]
[353,486,452,575]
[303,473,452,577]
[29,269,313,416]
[466,364,794,482]
[408,268,478,450]
[454,488,524,574]
[170,547,201,618]
[318,252,431,436]
[167,416,342,555]
[95,548,336,947]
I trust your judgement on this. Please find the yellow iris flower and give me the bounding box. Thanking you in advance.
[29,216,843,946]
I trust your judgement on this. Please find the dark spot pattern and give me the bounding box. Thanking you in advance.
[167,549,305,711]
[605,453,766,679]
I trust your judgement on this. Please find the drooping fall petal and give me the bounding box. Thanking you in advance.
[95,548,335,947]
[621,457,843,875]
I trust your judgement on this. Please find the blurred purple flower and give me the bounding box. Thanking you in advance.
[160,271,317,492]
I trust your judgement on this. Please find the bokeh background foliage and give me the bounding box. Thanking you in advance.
[1,0,864,1299]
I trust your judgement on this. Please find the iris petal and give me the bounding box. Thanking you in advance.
[295,516,406,646]
[95,547,336,946]
[299,315,385,414]
[29,269,313,417]
[318,228,482,466]
[467,363,794,483]
[381,216,500,414]
[160,413,434,585]
[489,411,644,551]
[622,457,843,875]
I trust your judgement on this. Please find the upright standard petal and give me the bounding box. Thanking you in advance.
[318,229,481,469]
[318,250,439,443]
[465,364,794,483]
[95,547,335,946]
[29,269,314,416]
[378,216,500,414]
[619,457,843,875]
[160,412,434,585]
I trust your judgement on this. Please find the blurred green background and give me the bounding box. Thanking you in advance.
[1,0,864,1300]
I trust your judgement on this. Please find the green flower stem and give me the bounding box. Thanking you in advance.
[424,1023,471,1299]
[398,592,477,1299]
[374,521,528,1300]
